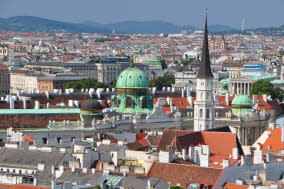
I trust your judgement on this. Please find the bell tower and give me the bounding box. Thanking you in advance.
[194,9,215,131]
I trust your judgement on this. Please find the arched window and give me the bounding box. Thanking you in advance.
[113,97,118,107]
[125,97,133,108]
[206,109,210,119]
[141,97,148,108]
[199,109,203,118]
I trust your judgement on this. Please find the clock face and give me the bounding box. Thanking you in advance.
[126,97,133,108]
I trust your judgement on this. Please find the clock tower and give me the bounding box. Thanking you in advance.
[194,9,215,131]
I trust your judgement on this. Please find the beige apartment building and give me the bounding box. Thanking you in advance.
[24,61,152,84]
[10,71,87,93]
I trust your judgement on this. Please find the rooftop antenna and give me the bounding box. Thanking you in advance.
[241,17,245,33]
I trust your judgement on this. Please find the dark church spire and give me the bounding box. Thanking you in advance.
[197,9,213,79]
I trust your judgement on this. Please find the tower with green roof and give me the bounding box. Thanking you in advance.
[111,64,153,114]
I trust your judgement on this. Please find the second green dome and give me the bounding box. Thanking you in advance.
[232,94,252,106]
[116,65,148,88]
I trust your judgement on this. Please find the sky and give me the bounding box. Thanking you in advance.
[0,0,283,29]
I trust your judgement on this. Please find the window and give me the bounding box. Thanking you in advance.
[141,97,147,108]
[199,109,203,118]
[57,137,62,144]
[206,109,210,119]
[42,138,47,144]
[125,97,133,108]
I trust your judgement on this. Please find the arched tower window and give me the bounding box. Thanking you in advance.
[199,109,203,118]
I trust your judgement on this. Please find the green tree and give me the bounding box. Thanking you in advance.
[108,79,117,88]
[149,72,175,90]
[161,59,168,70]
[250,80,284,101]
[180,59,193,66]
[64,78,106,92]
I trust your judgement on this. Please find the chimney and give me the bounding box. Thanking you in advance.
[33,177,37,186]
[9,98,14,109]
[167,87,171,92]
[232,148,238,160]
[91,168,96,174]
[262,94,267,102]
[159,150,173,163]
[51,165,55,176]
[253,150,263,164]
[34,100,40,109]
[22,97,27,109]
[188,146,194,160]
[252,95,257,105]
[240,156,245,166]
[182,149,186,160]
[223,159,230,168]
[225,93,229,106]
[147,180,151,189]
[187,96,193,108]
[45,91,50,98]
[200,154,209,167]
[152,87,156,94]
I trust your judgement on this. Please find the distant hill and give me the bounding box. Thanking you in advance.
[0,16,111,33]
[83,20,197,34]
[83,21,240,34]
[207,24,239,33]
[0,16,243,34]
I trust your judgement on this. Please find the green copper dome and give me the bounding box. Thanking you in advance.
[232,94,252,106]
[116,65,148,88]
[231,94,252,116]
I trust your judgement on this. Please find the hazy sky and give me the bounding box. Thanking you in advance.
[0,0,283,28]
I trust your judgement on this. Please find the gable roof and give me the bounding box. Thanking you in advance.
[157,129,237,156]
[147,161,222,188]
[261,128,284,152]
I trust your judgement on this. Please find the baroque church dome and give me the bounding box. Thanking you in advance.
[81,97,103,112]
[232,94,252,107]
[115,65,148,89]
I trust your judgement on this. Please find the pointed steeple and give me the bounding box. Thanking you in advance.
[197,9,213,79]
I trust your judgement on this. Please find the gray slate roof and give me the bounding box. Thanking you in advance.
[96,144,124,152]
[56,169,103,185]
[119,175,169,189]
[0,148,68,184]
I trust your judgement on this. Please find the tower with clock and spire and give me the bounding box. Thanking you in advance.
[194,9,215,131]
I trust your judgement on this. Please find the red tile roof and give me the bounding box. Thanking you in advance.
[261,128,284,152]
[0,184,49,189]
[0,66,8,70]
[24,135,35,143]
[157,130,237,156]
[147,161,222,188]
[223,182,248,189]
